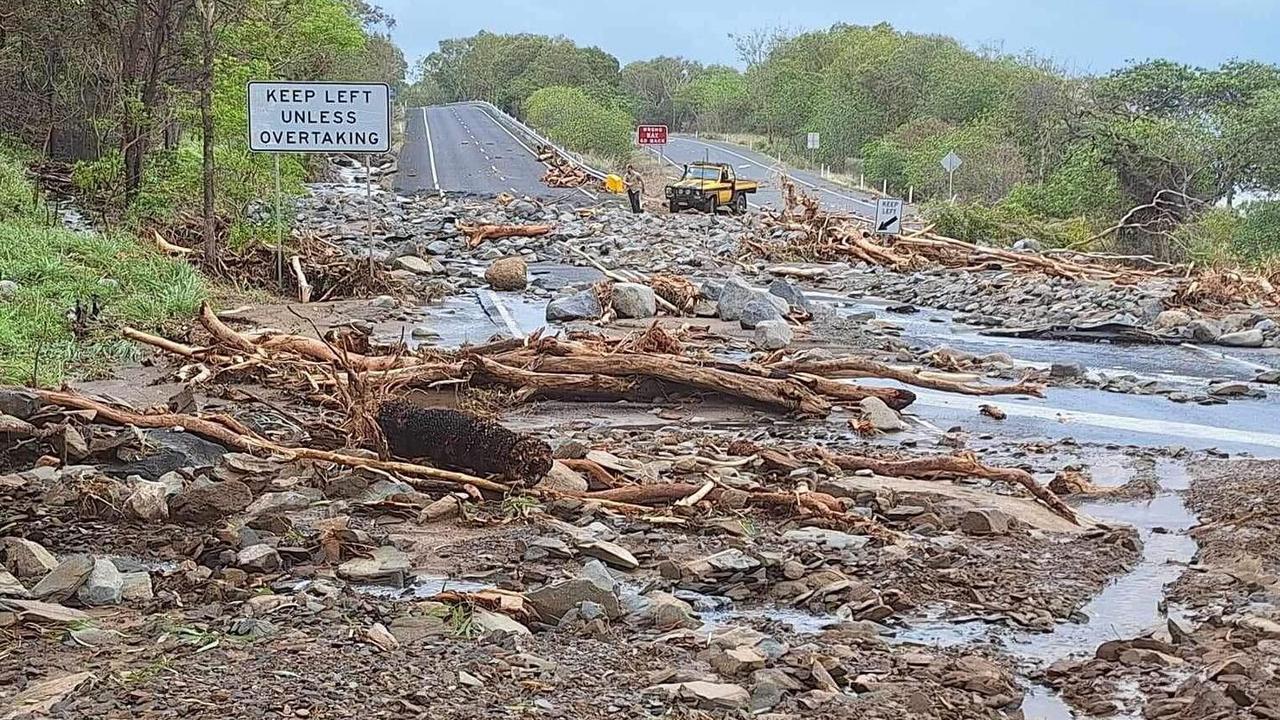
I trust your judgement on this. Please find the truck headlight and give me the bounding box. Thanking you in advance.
[665,187,673,198]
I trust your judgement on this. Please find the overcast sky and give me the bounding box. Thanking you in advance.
[380,0,1279,75]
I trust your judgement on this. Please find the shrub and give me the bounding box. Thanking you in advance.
[524,86,635,163]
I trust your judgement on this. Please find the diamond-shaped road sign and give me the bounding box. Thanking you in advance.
[874,198,903,235]
[941,151,962,173]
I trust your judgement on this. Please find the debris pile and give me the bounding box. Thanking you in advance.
[537,144,595,188]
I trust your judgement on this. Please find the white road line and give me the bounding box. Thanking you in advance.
[905,387,1280,450]
[421,107,441,198]
[671,136,875,214]
[476,106,539,158]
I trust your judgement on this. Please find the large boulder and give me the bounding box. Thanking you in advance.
[484,256,528,291]
[77,557,124,606]
[1218,328,1265,348]
[611,283,657,319]
[3,537,59,580]
[859,396,907,432]
[30,554,94,602]
[169,480,252,525]
[739,299,783,329]
[237,544,283,573]
[1154,309,1192,331]
[752,320,793,350]
[124,480,170,522]
[768,279,813,314]
[394,255,446,276]
[716,277,757,321]
[527,561,622,622]
[546,289,602,322]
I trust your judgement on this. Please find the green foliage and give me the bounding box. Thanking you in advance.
[675,66,749,133]
[1004,144,1123,220]
[0,220,205,386]
[525,86,633,163]
[0,150,40,221]
[1230,200,1280,263]
[924,200,1098,249]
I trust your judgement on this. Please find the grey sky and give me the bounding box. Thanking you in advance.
[380,0,1279,75]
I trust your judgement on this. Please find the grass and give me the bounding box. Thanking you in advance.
[0,219,206,386]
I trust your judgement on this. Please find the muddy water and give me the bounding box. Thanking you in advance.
[1013,459,1198,719]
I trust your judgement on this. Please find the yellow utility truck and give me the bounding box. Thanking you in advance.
[664,162,758,214]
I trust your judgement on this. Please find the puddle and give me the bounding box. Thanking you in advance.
[399,292,549,348]
[353,573,494,600]
[700,606,840,635]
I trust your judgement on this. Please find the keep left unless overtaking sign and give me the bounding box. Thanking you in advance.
[247,81,390,153]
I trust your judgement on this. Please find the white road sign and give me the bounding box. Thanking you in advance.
[874,198,903,235]
[806,132,820,150]
[248,81,390,153]
[941,151,963,173]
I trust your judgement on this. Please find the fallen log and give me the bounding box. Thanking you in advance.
[198,302,411,372]
[30,389,512,494]
[814,449,1076,524]
[527,354,831,416]
[773,356,1044,398]
[465,356,637,399]
[585,482,844,515]
[457,222,552,248]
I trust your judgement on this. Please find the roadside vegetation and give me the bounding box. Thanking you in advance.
[408,26,1280,264]
[0,0,407,386]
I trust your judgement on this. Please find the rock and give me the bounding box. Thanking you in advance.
[717,276,758,321]
[527,574,622,623]
[1154,309,1192,330]
[372,295,398,309]
[1237,614,1280,638]
[102,429,228,481]
[682,549,761,580]
[1188,319,1223,343]
[576,538,639,570]
[237,544,282,573]
[0,279,16,298]
[1012,238,1042,252]
[753,320,793,350]
[76,558,124,606]
[611,282,657,318]
[338,546,411,584]
[546,289,602,321]
[552,439,590,459]
[472,607,531,636]
[389,610,449,644]
[782,527,871,551]
[484,256,528,290]
[244,490,319,517]
[418,495,462,522]
[425,240,452,255]
[859,396,907,432]
[768,279,812,314]
[394,255,446,276]
[1118,647,1183,667]
[1049,362,1086,379]
[119,572,153,603]
[3,537,59,580]
[1218,328,1265,348]
[709,645,766,676]
[1255,369,1280,384]
[30,555,94,602]
[961,508,1012,536]
[169,480,252,524]
[124,480,170,522]
[652,681,750,710]
[739,298,784,329]
[0,389,42,420]
[634,591,697,629]
[0,568,28,597]
[1208,381,1253,397]
[534,461,589,493]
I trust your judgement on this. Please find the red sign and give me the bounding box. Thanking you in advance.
[637,124,668,145]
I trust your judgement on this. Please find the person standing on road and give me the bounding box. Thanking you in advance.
[624,164,644,214]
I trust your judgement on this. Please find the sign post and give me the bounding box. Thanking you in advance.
[874,198,903,235]
[940,150,963,202]
[247,81,391,278]
[637,124,668,163]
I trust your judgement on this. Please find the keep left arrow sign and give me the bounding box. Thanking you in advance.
[878,215,899,232]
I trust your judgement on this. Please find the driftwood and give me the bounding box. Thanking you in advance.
[585,483,844,515]
[457,223,552,248]
[774,356,1044,398]
[811,448,1076,524]
[525,354,831,416]
[31,389,513,494]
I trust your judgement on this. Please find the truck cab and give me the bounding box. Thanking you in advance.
[664,162,758,214]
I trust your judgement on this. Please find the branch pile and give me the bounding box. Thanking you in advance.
[751,177,1276,305]
[536,144,594,188]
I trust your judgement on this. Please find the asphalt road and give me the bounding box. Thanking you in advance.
[398,103,600,201]
[650,134,890,218]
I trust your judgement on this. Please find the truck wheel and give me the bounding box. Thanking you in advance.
[669,200,680,213]
[732,192,747,214]
[704,196,718,213]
